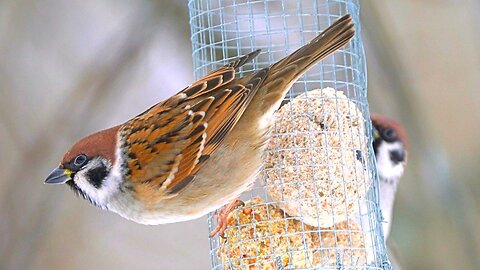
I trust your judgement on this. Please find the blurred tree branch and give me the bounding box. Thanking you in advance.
[362,1,480,268]
[0,7,161,270]
[0,70,23,147]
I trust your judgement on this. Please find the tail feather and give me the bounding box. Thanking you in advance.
[226,49,261,69]
[259,14,355,110]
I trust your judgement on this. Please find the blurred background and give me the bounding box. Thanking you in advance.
[1,0,479,269]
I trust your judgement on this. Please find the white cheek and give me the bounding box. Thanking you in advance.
[74,157,123,206]
[103,147,124,200]
[376,141,405,181]
[74,171,105,201]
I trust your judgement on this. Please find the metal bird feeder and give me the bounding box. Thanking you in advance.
[188,0,391,269]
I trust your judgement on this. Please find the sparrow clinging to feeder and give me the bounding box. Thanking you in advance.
[371,113,408,239]
[44,15,355,235]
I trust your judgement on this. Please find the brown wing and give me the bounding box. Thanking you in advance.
[121,52,266,197]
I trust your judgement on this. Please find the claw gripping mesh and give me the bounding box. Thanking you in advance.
[188,1,391,269]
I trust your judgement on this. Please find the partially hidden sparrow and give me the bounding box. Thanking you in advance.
[359,114,408,266]
[371,113,408,240]
[44,15,355,235]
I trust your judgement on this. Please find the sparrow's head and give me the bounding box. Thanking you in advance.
[371,114,408,181]
[45,126,121,208]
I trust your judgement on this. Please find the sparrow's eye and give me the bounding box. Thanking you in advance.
[73,154,88,168]
[382,128,397,141]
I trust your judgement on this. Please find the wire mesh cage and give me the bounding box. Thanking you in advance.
[188,0,391,269]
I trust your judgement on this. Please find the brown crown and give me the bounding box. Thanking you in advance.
[62,125,120,165]
[370,113,409,150]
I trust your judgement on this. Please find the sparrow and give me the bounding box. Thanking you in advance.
[44,15,355,234]
[359,114,408,266]
[371,113,408,240]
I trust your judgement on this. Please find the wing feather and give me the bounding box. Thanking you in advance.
[120,51,267,197]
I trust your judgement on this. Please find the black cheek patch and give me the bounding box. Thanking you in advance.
[389,149,405,165]
[86,165,109,189]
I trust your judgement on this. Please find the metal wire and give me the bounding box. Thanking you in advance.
[188,1,391,269]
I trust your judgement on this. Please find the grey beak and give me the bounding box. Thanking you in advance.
[45,168,72,184]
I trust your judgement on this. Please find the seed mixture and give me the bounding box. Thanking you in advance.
[218,197,367,269]
[263,87,370,227]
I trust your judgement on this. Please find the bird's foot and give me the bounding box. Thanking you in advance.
[210,199,245,238]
